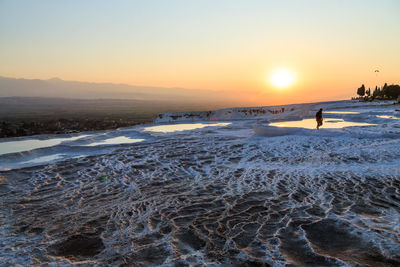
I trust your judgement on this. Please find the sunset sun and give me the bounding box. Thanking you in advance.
[269,68,296,88]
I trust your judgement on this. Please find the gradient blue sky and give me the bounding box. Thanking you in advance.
[1,0,399,104]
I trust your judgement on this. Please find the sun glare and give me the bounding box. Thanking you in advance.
[269,68,296,88]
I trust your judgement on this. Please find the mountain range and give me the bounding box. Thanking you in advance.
[0,76,242,106]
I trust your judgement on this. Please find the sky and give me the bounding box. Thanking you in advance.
[1,0,399,105]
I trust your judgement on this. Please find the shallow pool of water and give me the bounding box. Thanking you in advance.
[85,136,144,146]
[376,115,399,119]
[0,135,91,155]
[269,118,375,129]
[143,122,231,133]
[21,154,65,164]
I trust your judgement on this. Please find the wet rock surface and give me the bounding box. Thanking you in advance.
[48,234,105,260]
[1,129,400,266]
[302,218,400,266]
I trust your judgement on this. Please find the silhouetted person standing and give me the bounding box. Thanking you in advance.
[316,108,323,129]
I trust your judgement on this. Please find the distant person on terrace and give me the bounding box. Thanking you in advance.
[316,108,323,130]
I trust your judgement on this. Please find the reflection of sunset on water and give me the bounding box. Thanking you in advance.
[270,118,375,129]
[144,123,231,133]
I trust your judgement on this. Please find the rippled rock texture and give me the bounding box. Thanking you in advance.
[1,131,400,266]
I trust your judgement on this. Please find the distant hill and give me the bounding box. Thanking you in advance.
[0,76,241,106]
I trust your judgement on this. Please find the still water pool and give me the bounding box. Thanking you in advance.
[269,118,375,129]
[143,122,231,133]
